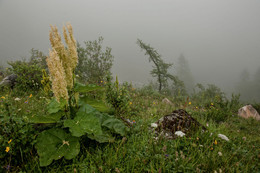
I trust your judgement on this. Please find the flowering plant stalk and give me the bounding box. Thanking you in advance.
[34,23,129,167]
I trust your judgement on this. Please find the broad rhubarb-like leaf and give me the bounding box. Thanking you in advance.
[28,111,64,123]
[63,104,103,137]
[35,128,80,167]
[101,114,129,136]
[47,98,67,114]
[79,96,113,113]
[29,98,66,123]
[74,82,103,93]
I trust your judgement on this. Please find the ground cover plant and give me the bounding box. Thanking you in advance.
[0,24,259,172]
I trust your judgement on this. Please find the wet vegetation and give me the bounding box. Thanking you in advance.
[0,25,259,172]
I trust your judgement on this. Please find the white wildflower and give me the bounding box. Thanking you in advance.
[218,134,230,141]
[151,123,158,128]
[175,131,186,137]
[218,151,223,156]
[14,97,21,101]
[153,137,158,140]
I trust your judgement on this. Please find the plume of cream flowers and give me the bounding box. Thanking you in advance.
[63,23,78,70]
[47,22,78,102]
[46,49,69,102]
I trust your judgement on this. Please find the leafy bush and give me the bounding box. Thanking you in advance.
[106,75,132,117]
[197,94,241,123]
[5,49,47,92]
[76,37,114,84]
[8,60,43,92]
[252,103,260,113]
[29,48,48,70]
[192,83,225,105]
[137,82,161,97]
[0,96,37,170]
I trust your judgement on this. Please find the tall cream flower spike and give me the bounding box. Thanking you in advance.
[46,49,69,102]
[47,22,78,102]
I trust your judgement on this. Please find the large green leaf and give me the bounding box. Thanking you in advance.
[47,98,67,114]
[79,96,114,113]
[63,104,103,137]
[64,103,129,143]
[28,111,64,123]
[35,128,80,167]
[28,98,66,123]
[87,114,129,143]
[101,114,129,136]
[74,82,103,93]
[87,129,115,143]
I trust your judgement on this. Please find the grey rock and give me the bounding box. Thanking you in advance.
[152,109,206,139]
[0,74,17,89]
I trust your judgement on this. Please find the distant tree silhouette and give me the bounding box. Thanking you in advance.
[240,68,250,82]
[176,54,194,94]
[254,66,260,84]
[137,39,175,92]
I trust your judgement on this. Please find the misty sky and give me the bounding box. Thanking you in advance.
[0,0,260,93]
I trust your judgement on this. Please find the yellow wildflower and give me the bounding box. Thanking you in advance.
[29,94,32,98]
[1,96,5,99]
[211,103,214,106]
[101,81,103,83]
[189,102,191,105]
[214,140,218,145]
[129,102,132,105]
[8,139,12,144]
[5,147,10,153]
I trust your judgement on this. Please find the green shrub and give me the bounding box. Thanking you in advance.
[76,37,114,84]
[0,96,37,171]
[198,94,241,123]
[8,60,43,92]
[106,75,132,117]
[252,103,260,113]
[29,48,48,70]
[137,82,161,98]
[192,83,225,104]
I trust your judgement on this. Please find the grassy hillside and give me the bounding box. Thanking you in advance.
[0,86,259,173]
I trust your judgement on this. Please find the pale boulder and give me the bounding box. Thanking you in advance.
[162,98,173,105]
[238,105,260,121]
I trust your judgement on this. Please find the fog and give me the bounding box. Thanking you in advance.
[0,0,260,99]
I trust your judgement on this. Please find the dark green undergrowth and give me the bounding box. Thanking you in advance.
[0,89,259,173]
